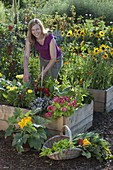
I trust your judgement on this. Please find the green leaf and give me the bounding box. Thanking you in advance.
[82,151,91,158]
[5,125,14,137]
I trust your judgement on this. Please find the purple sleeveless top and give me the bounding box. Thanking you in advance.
[35,34,62,60]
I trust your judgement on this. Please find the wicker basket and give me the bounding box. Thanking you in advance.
[43,125,83,160]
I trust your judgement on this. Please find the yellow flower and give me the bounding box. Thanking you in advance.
[66,30,73,37]
[34,79,38,83]
[111,28,113,33]
[99,31,104,37]
[61,31,65,37]
[110,48,113,55]
[6,85,11,89]
[18,116,32,129]
[82,138,91,146]
[74,29,78,34]
[93,47,99,55]
[90,32,94,37]
[0,73,2,77]
[92,56,96,61]
[16,74,24,79]
[80,30,85,36]
[100,44,106,52]
[27,89,33,93]
[102,53,108,60]
[8,86,18,91]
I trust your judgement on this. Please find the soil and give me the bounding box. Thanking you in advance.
[0,111,113,170]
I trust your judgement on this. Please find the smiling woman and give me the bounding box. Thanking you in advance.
[23,18,63,83]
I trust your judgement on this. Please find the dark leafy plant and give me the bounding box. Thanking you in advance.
[5,107,49,153]
[72,132,113,162]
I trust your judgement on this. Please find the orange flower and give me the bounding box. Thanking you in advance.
[64,61,68,65]
[82,138,91,146]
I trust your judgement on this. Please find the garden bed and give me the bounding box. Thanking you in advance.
[0,101,93,137]
[46,100,93,137]
[88,86,113,113]
[0,110,113,170]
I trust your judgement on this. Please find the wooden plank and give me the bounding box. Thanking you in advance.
[106,86,113,102]
[88,88,105,103]
[106,99,113,113]
[94,102,105,113]
[88,86,113,113]
[46,116,64,131]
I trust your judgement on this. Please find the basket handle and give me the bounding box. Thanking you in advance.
[63,125,72,149]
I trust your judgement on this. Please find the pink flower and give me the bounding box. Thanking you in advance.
[67,102,71,106]
[64,96,70,102]
[47,105,56,112]
[71,100,77,107]
[45,112,53,117]
[61,107,67,112]
[53,96,59,103]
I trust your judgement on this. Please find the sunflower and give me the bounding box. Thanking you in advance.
[61,31,65,37]
[102,53,108,60]
[93,47,99,55]
[99,31,104,37]
[99,44,106,52]
[90,32,94,37]
[92,56,96,61]
[110,48,113,55]
[66,30,73,37]
[80,30,85,36]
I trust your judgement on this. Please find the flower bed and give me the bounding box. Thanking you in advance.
[0,100,93,137]
[45,100,93,137]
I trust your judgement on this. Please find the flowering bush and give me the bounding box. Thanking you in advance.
[45,96,77,119]
[5,108,48,153]
[0,74,35,108]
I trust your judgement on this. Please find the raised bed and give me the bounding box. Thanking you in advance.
[0,101,93,137]
[46,100,94,137]
[88,86,113,113]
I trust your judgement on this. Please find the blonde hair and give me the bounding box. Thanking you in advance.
[27,18,49,45]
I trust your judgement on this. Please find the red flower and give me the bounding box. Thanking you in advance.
[78,138,83,145]
[88,71,92,75]
[8,25,13,31]
[42,88,50,97]
[34,83,38,93]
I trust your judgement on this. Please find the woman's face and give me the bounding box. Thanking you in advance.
[31,24,42,39]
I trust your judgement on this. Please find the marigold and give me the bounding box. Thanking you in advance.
[16,74,24,79]
[82,138,91,146]
[27,89,33,93]
[18,116,32,129]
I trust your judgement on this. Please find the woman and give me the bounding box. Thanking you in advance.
[23,18,63,82]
